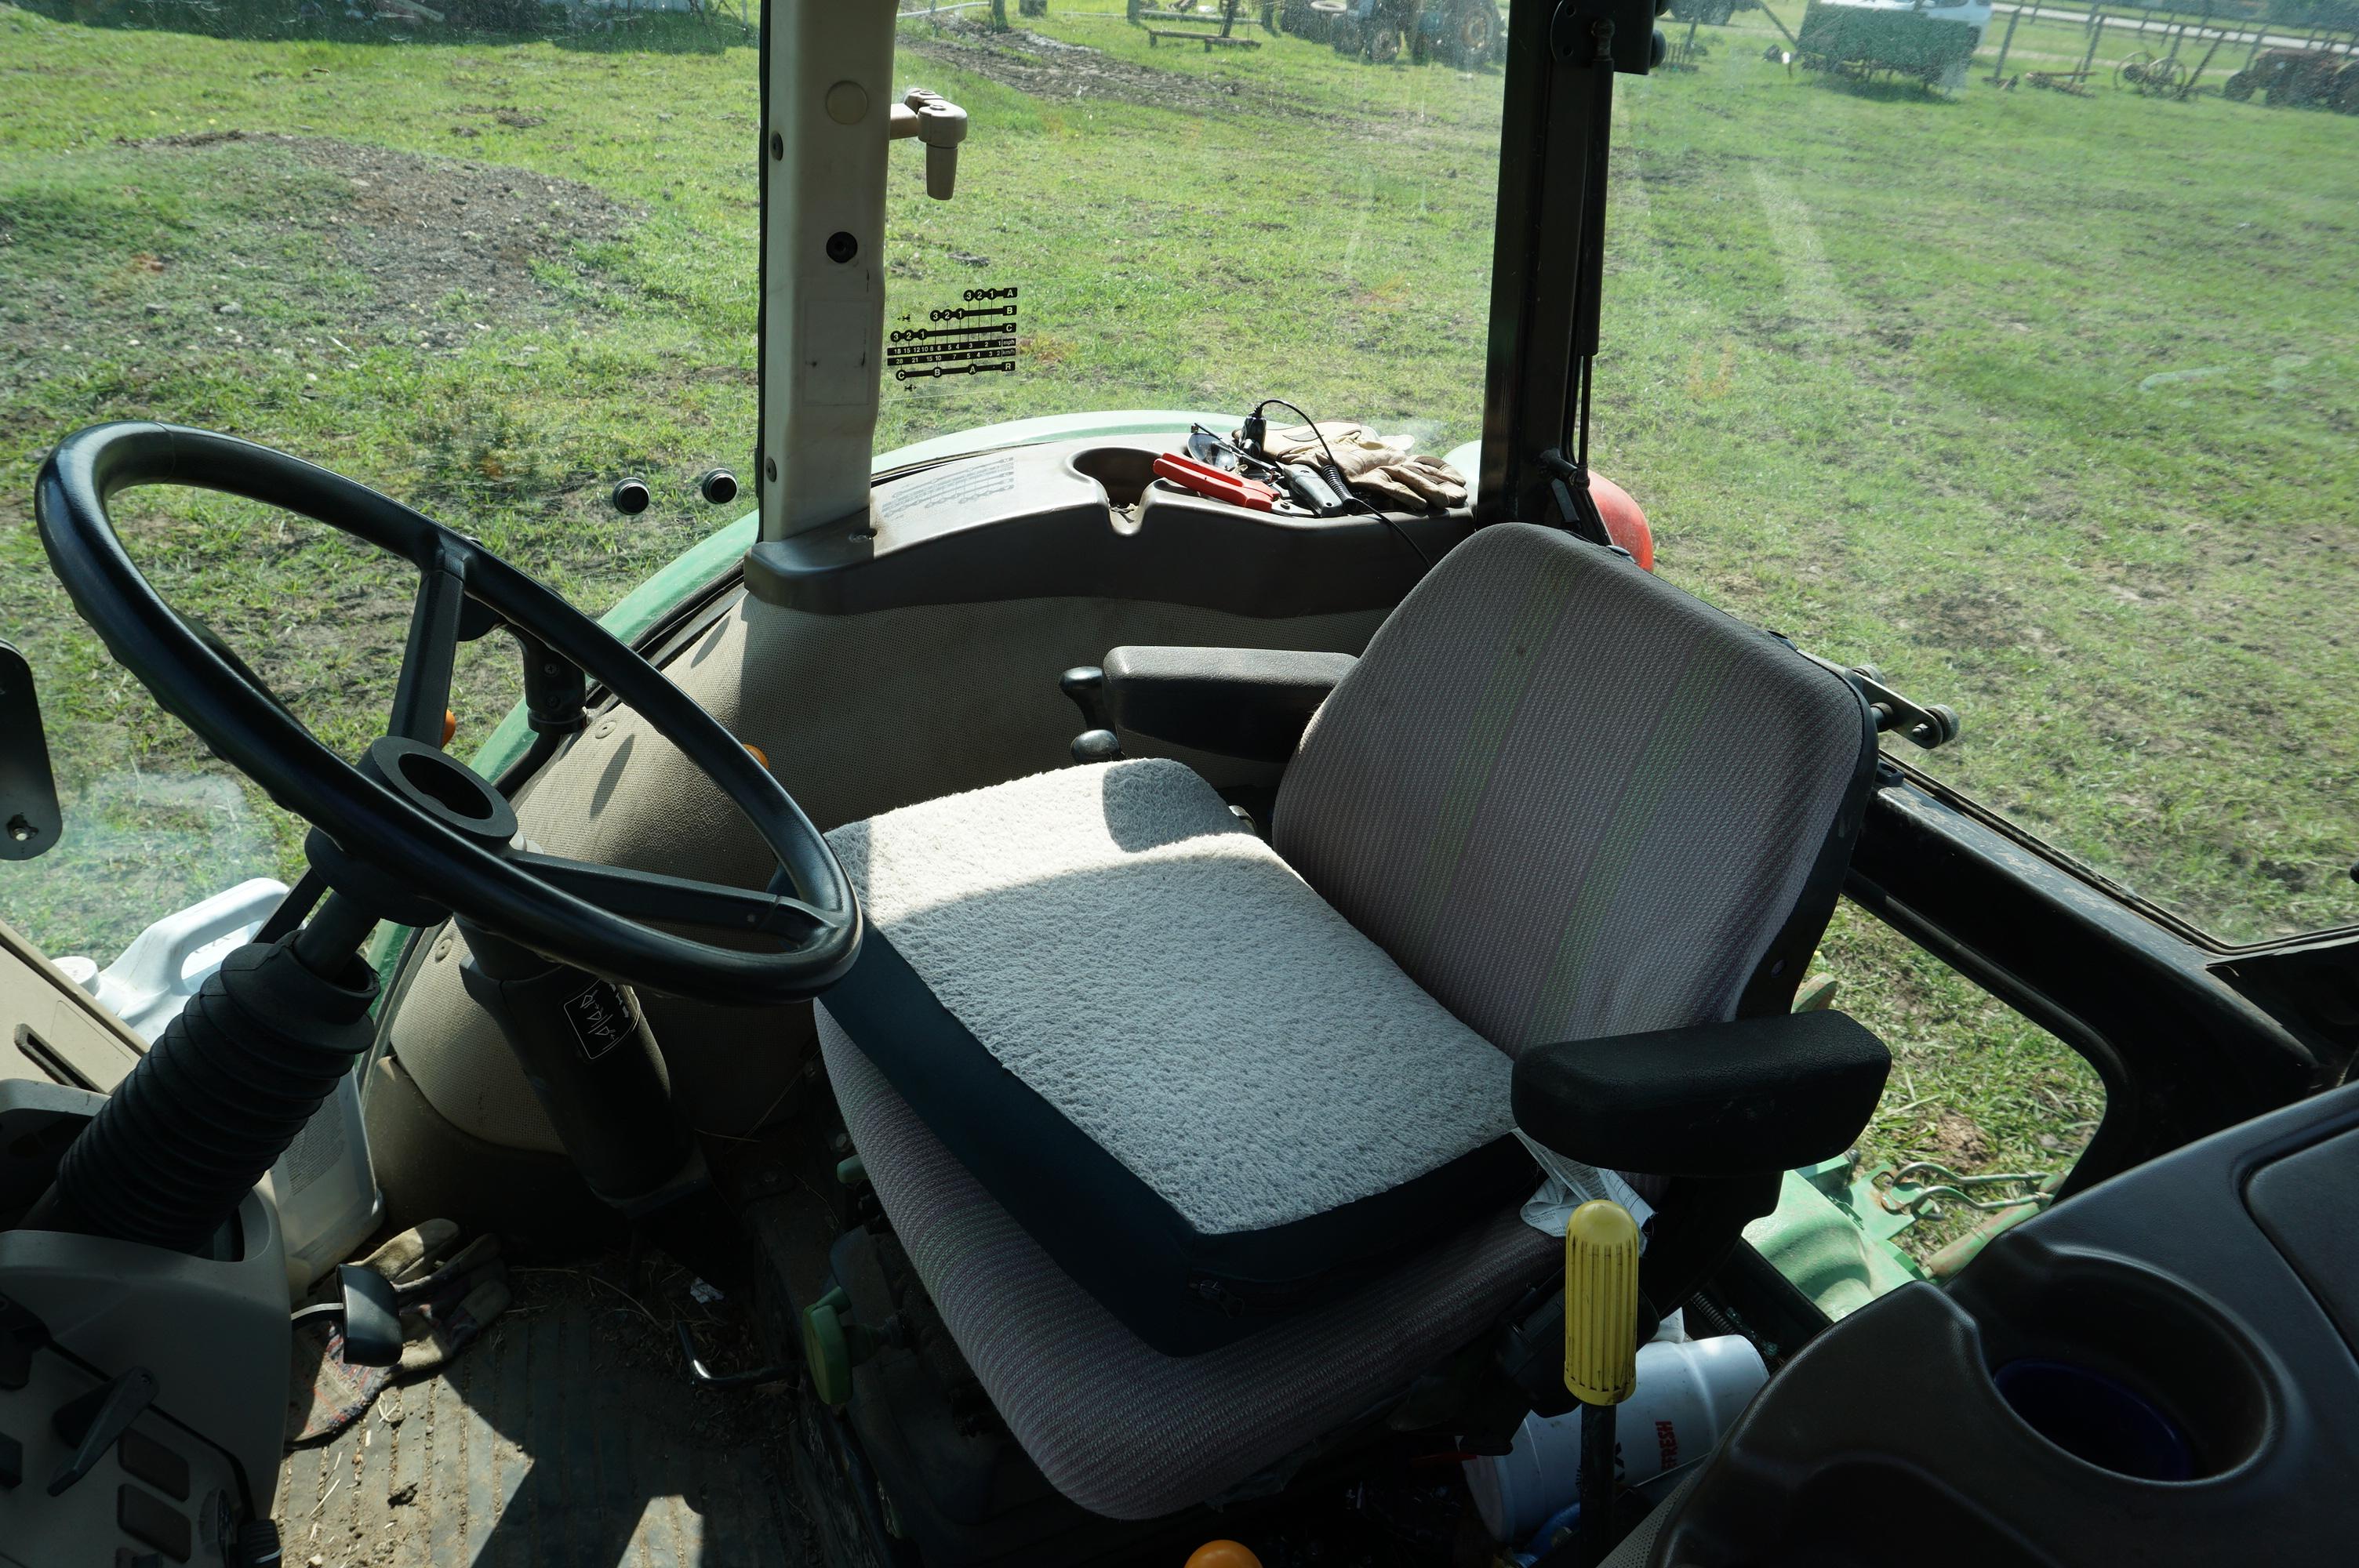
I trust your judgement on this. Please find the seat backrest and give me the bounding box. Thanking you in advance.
[1274,524,1873,1055]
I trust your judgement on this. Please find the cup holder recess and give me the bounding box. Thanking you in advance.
[1972,1252,2272,1483]
[1992,1359,2196,1482]
[1069,446,1154,510]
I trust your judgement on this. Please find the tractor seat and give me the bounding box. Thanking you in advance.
[814,522,1877,1519]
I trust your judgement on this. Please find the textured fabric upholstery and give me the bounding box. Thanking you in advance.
[826,758,1516,1236]
[1275,523,1867,1052]
[820,522,1870,1519]
[820,757,1533,1352]
[820,1014,1556,1521]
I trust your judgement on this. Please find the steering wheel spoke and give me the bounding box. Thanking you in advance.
[391,552,468,746]
[510,850,838,948]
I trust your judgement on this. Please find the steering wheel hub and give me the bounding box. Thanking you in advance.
[363,738,520,849]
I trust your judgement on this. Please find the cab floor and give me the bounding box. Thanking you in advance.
[273,1266,813,1568]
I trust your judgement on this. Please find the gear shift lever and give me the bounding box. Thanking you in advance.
[1564,1198,1641,1567]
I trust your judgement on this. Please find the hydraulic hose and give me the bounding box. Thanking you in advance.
[29,930,379,1254]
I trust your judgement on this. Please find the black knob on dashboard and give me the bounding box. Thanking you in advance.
[610,477,651,516]
[698,468,740,506]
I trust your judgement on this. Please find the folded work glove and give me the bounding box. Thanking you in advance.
[1252,421,1468,512]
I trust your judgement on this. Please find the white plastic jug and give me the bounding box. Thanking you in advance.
[1464,1333,1770,1543]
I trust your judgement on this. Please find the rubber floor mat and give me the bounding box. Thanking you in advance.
[274,1267,810,1567]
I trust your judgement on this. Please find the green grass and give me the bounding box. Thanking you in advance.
[1618,12,2358,958]
[5,2,2354,1232]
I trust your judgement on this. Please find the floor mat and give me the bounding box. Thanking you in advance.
[274,1262,811,1567]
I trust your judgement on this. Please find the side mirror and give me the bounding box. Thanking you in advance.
[0,640,60,861]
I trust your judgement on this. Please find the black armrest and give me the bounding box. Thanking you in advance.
[1511,1011,1892,1178]
[1098,645,1357,763]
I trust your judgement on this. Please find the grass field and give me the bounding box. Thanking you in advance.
[5,0,2354,1236]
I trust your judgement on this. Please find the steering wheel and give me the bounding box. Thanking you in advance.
[34,423,860,1006]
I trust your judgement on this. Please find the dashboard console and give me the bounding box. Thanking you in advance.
[1655,1081,2359,1566]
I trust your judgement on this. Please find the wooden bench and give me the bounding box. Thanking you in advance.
[1143,26,1262,47]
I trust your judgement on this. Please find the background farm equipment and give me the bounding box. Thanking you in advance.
[1665,0,1759,24]
[1271,0,1502,64]
[2115,48,2186,93]
[1794,0,1994,92]
[1128,0,1270,48]
[2221,46,2359,111]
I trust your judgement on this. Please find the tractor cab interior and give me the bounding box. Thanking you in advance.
[3,2,2357,1566]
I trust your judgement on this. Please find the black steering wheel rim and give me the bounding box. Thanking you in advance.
[35,421,860,1006]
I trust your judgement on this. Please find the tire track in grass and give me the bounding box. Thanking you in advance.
[1604,107,2106,1218]
[1610,92,1653,241]
[1749,165,1867,344]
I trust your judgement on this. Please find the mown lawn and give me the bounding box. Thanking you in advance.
[4,1,2353,1239]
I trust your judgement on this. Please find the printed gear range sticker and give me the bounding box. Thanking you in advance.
[889,285,1020,387]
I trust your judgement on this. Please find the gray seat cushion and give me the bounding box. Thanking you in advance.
[817,757,1533,1353]
[819,1019,1556,1521]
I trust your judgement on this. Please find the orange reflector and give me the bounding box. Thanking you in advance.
[441,709,456,747]
[745,742,770,771]
[1185,1543,1263,1568]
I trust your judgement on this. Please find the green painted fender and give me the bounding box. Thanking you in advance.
[1743,1161,1927,1321]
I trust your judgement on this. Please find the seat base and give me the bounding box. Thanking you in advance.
[820,1014,1556,1521]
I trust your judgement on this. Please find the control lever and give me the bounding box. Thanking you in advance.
[48,1364,157,1496]
[1060,666,1123,765]
[1561,1200,1640,1568]
[890,89,969,201]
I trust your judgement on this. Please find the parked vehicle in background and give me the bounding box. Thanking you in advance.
[1795,0,1994,90]
[1276,0,1503,65]
[2222,46,2359,111]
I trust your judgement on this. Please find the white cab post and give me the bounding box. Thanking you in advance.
[760,1,967,541]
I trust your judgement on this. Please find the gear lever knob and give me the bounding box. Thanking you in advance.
[1565,1198,1641,1567]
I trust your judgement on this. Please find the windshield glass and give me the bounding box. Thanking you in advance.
[2,0,1518,965]
[1606,2,2355,947]
[874,2,1507,467]
[2,3,775,964]
[0,0,2339,1220]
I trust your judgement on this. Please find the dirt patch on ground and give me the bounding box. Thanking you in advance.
[154,129,634,347]
[903,19,1326,122]
[1907,583,2030,655]
[0,130,638,387]
[0,130,654,808]
[1911,1109,1995,1168]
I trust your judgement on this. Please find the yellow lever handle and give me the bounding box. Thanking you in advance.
[1563,1198,1641,1406]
